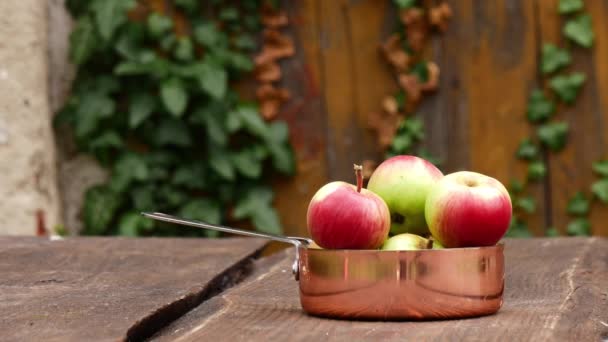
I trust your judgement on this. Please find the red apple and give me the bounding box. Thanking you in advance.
[425,171,512,248]
[307,165,390,249]
[367,155,443,236]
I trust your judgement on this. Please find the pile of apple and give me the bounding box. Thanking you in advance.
[306,155,512,250]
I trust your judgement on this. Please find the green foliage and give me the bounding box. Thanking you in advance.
[537,122,569,151]
[394,0,417,9]
[516,139,540,160]
[592,160,608,177]
[59,1,294,236]
[527,160,547,182]
[385,117,437,164]
[505,218,532,238]
[550,72,586,104]
[515,196,536,214]
[563,14,594,48]
[527,89,555,123]
[567,218,590,236]
[591,179,608,203]
[541,44,571,75]
[567,192,589,216]
[559,0,584,14]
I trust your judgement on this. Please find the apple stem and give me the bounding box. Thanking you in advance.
[354,164,363,193]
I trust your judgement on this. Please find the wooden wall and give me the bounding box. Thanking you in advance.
[272,0,608,237]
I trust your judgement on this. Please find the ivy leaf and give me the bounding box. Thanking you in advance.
[109,153,149,193]
[549,72,586,104]
[233,187,281,234]
[131,185,156,211]
[174,0,199,14]
[174,37,194,62]
[198,63,227,99]
[265,122,295,174]
[528,160,547,181]
[155,118,192,147]
[161,78,188,117]
[129,92,156,128]
[234,34,256,51]
[209,150,235,180]
[394,0,417,9]
[74,91,115,138]
[537,122,569,151]
[115,23,145,60]
[527,89,555,123]
[505,218,532,238]
[591,179,608,203]
[546,227,560,237]
[231,148,262,179]
[237,105,269,138]
[509,179,524,194]
[516,139,540,160]
[229,53,254,72]
[147,13,173,39]
[559,0,583,14]
[567,191,589,216]
[516,196,536,214]
[179,199,221,225]
[194,23,221,47]
[193,106,227,146]
[403,117,424,140]
[567,218,590,236]
[83,185,121,235]
[89,131,123,150]
[172,164,206,190]
[70,16,97,65]
[219,7,239,21]
[94,0,134,40]
[391,134,412,153]
[541,43,571,75]
[118,212,153,237]
[592,160,608,177]
[563,14,594,48]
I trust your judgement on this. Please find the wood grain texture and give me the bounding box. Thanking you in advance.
[152,238,608,342]
[424,0,547,234]
[0,237,267,342]
[538,0,608,236]
[272,0,329,239]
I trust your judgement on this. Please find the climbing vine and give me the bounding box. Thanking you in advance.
[368,0,451,166]
[56,0,295,236]
[508,0,600,237]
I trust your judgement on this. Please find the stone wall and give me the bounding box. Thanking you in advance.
[0,0,62,235]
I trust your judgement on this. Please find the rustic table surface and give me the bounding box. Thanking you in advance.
[0,237,606,341]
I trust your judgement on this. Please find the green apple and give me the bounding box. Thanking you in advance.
[367,155,443,236]
[381,233,431,251]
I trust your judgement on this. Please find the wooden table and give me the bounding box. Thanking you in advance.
[1,237,606,341]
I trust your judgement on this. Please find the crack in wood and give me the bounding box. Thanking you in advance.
[124,248,264,342]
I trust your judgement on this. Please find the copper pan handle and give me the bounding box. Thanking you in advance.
[141,212,310,280]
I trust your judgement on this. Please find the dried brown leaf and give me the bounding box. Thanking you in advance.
[420,62,440,92]
[398,74,422,107]
[381,34,411,71]
[255,61,281,82]
[429,3,452,32]
[255,29,295,65]
[382,96,399,115]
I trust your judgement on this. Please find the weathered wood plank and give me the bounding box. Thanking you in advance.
[0,237,267,342]
[581,0,608,237]
[152,238,608,341]
[272,0,330,239]
[538,0,608,236]
[432,0,547,234]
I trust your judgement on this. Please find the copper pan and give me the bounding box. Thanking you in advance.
[142,212,504,320]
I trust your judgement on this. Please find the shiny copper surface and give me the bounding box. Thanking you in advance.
[298,244,504,320]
